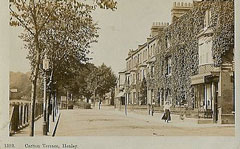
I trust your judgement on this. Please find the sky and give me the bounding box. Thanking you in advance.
[9,0,193,74]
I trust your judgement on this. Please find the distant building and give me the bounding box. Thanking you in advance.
[103,92,111,105]
[114,69,126,106]
[60,96,67,109]
[119,22,169,106]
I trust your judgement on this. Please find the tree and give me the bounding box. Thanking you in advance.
[95,0,117,10]
[86,63,117,103]
[9,0,112,136]
[140,77,147,105]
[39,2,99,105]
[96,64,117,98]
[67,63,97,101]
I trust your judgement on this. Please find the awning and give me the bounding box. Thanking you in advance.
[190,74,207,85]
[191,72,219,85]
[116,92,125,98]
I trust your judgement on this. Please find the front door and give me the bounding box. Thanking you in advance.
[213,83,218,123]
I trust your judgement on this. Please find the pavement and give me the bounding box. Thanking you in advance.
[55,105,234,136]
[104,105,235,128]
[12,113,60,137]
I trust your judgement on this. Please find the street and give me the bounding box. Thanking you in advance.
[55,106,234,136]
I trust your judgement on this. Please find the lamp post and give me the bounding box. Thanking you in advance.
[125,93,127,116]
[43,54,49,135]
[52,90,57,122]
[66,91,69,110]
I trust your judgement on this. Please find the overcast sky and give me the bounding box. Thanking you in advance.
[9,0,193,74]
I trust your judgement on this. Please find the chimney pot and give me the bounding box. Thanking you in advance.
[174,2,176,7]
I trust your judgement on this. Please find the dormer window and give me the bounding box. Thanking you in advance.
[204,9,211,30]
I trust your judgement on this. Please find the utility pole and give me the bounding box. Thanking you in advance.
[47,91,51,132]
[125,93,127,116]
[93,88,96,108]
[47,70,53,131]
[52,92,55,122]
[66,91,69,110]
[99,99,101,110]
[151,91,154,116]
[43,70,47,135]
[42,55,49,135]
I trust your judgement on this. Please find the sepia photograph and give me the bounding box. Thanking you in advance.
[1,0,240,148]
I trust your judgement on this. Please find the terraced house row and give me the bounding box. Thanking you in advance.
[114,0,234,124]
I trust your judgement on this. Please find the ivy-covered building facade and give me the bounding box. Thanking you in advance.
[124,22,166,105]
[115,0,234,124]
[154,0,234,124]
[114,22,166,107]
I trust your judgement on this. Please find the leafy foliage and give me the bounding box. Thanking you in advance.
[9,0,100,102]
[139,77,147,105]
[86,63,117,100]
[68,63,97,100]
[95,0,117,10]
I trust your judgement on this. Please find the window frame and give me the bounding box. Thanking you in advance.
[166,56,172,76]
[204,9,211,30]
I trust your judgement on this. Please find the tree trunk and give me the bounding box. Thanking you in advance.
[30,35,41,136]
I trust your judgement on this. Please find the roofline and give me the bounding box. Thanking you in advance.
[125,35,158,61]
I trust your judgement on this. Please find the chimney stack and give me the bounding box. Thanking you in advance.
[150,22,169,37]
[171,2,193,23]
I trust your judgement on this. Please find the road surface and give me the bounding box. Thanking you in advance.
[55,107,234,136]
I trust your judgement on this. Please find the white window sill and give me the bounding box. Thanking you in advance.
[166,74,172,77]
[199,63,214,66]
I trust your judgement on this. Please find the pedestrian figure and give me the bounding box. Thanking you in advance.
[151,103,155,116]
[99,99,101,110]
[162,102,171,123]
[148,104,151,115]
[180,110,185,121]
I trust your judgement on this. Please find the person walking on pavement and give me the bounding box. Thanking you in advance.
[151,102,155,116]
[162,101,171,123]
[99,99,101,110]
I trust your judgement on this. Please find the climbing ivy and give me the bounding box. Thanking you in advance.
[153,1,234,107]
